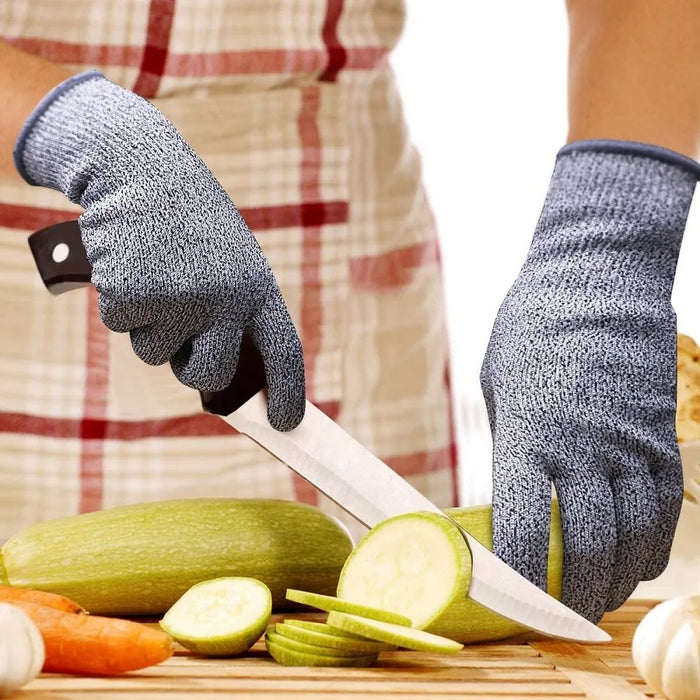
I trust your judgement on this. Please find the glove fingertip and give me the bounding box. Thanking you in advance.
[170,358,232,393]
[170,325,243,392]
[132,341,170,367]
[98,298,130,334]
[267,399,305,432]
[248,290,306,432]
[645,476,683,581]
[266,375,306,432]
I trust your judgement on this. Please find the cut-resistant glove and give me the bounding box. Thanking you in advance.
[14,71,305,431]
[480,140,700,622]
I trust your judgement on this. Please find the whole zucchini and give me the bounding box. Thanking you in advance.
[0,499,353,615]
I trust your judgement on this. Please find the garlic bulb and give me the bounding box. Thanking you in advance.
[632,595,700,700]
[0,603,45,697]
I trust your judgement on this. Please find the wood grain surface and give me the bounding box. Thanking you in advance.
[21,599,662,699]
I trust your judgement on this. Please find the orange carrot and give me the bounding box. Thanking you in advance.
[0,585,85,613]
[7,599,174,675]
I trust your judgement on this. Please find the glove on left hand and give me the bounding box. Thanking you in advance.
[481,140,700,622]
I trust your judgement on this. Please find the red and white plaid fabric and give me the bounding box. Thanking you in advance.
[0,0,457,542]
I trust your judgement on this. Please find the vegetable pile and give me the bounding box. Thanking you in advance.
[0,496,569,688]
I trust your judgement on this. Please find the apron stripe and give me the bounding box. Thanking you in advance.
[385,446,457,479]
[169,47,384,76]
[132,0,176,98]
[298,87,323,402]
[4,37,387,76]
[4,37,142,68]
[0,204,77,231]
[243,201,348,231]
[294,85,324,506]
[443,362,460,506]
[78,288,110,513]
[0,402,341,439]
[319,0,347,82]
[0,202,348,233]
[349,240,441,290]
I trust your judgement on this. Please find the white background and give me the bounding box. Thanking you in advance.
[391,1,700,505]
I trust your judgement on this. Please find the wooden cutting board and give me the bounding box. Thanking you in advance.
[21,599,662,699]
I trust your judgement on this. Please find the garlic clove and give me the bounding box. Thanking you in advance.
[0,603,45,697]
[632,597,694,694]
[661,619,700,700]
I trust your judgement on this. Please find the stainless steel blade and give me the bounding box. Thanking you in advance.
[227,392,610,643]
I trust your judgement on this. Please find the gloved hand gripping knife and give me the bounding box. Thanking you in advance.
[13,70,305,431]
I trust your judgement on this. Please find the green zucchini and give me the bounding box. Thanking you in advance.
[0,498,353,616]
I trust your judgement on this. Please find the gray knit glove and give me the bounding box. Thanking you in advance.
[480,141,700,622]
[14,71,305,431]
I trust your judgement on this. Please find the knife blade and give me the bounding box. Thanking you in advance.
[28,220,610,644]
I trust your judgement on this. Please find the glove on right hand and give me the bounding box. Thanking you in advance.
[14,71,305,431]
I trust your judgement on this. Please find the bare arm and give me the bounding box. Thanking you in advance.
[0,41,73,180]
[566,0,700,160]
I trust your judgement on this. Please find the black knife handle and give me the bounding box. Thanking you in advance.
[28,220,268,416]
[28,220,93,295]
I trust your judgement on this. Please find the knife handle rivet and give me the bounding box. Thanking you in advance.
[51,243,70,264]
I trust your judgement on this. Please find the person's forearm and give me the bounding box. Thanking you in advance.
[0,41,73,180]
[566,0,700,159]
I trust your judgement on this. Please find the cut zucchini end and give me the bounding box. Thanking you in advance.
[160,577,271,656]
[265,633,378,667]
[285,588,412,626]
[337,511,471,630]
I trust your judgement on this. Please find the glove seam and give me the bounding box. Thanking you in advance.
[13,69,104,185]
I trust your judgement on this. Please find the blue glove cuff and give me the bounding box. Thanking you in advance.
[558,140,700,180]
[14,69,104,185]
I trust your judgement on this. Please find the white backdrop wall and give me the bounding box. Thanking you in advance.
[391,1,700,505]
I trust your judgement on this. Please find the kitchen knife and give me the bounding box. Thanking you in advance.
[28,220,610,644]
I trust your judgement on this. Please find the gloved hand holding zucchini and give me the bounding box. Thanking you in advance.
[14,70,305,431]
[481,141,700,622]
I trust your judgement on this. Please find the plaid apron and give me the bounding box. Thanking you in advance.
[0,0,457,542]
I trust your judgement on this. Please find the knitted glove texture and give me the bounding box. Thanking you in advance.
[15,71,305,431]
[480,140,700,621]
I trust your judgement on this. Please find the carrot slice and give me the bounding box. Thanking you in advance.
[7,599,173,675]
[0,585,84,613]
